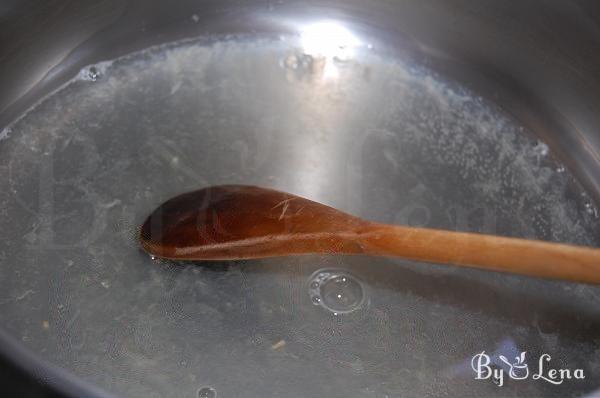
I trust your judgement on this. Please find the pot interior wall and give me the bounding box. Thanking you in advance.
[0,2,599,398]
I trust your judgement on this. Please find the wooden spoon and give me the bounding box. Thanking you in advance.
[139,185,600,284]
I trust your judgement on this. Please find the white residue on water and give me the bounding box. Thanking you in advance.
[0,127,11,142]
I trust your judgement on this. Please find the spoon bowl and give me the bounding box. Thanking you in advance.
[140,185,372,260]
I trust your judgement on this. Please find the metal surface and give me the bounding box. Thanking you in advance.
[0,1,599,397]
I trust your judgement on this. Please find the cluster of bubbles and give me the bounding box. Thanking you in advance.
[582,193,599,218]
[307,269,366,315]
[197,387,217,398]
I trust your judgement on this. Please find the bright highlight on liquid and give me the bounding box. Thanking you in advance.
[300,22,361,79]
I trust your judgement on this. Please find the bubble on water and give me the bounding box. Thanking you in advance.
[282,53,314,71]
[299,54,313,67]
[283,54,299,69]
[197,387,217,398]
[78,61,112,82]
[307,269,366,314]
[84,66,100,81]
[532,141,549,158]
[321,275,364,312]
[281,53,320,81]
[584,202,598,218]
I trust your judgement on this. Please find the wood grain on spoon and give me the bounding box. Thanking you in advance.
[139,185,600,284]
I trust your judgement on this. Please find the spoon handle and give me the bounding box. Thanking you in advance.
[360,224,600,284]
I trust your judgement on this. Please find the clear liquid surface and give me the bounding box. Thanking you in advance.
[0,36,598,397]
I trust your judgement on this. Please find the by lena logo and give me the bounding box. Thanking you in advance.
[471,351,585,387]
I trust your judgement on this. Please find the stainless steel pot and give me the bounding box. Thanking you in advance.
[0,1,599,397]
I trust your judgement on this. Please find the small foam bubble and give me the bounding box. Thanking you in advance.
[532,141,549,157]
[584,202,599,218]
[78,60,113,82]
[197,387,217,398]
